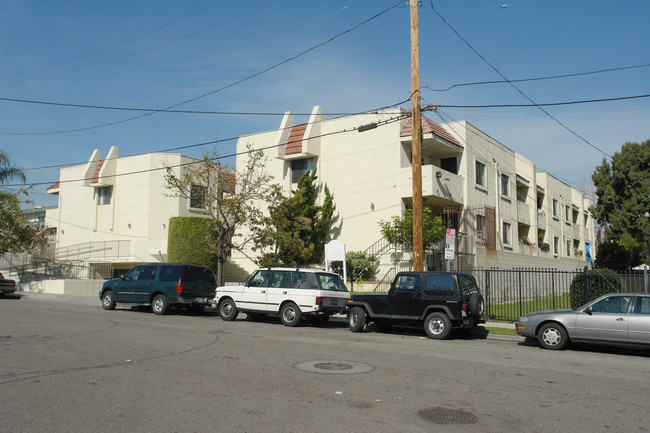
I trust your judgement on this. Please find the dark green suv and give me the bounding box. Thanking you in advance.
[99,263,216,315]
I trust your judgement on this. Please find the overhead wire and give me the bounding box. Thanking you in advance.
[17,97,412,172]
[0,0,224,80]
[0,2,402,136]
[0,1,282,86]
[5,112,410,188]
[423,62,650,92]
[428,0,613,159]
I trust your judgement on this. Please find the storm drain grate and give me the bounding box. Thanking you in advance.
[418,407,478,425]
[293,360,375,374]
[313,362,353,371]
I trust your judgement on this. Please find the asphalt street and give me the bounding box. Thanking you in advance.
[1,292,649,433]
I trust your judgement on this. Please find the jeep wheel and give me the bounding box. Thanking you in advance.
[348,307,366,332]
[101,290,116,310]
[280,302,302,327]
[538,323,568,350]
[424,312,452,340]
[152,294,168,315]
[219,299,239,321]
[469,293,485,319]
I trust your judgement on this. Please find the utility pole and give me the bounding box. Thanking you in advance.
[410,0,424,271]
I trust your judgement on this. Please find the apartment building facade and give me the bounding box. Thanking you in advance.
[229,106,595,276]
[46,146,213,275]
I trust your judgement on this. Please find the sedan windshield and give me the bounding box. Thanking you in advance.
[317,274,348,292]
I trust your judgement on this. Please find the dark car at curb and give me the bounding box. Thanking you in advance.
[346,271,485,339]
[515,292,650,350]
[99,263,216,315]
[0,271,17,297]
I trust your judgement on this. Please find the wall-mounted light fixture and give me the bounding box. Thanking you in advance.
[127,223,132,229]
[436,171,443,178]
[370,202,375,211]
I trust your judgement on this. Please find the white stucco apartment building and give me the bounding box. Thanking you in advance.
[45,146,214,276]
[229,106,596,277]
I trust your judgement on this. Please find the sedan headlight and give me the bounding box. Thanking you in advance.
[518,316,529,323]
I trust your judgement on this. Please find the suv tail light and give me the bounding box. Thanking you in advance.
[177,283,184,294]
[315,296,323,306]
[461,303,468,312]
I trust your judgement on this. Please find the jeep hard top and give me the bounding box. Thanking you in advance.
[347,271,484,339]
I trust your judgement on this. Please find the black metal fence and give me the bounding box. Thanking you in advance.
[3,256,113,285]
[468,267,649,322]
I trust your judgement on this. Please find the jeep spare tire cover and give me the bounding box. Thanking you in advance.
[469,293,484,318]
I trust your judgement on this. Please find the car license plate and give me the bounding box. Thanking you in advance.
[331,299,337,306]
[196,297,207,303]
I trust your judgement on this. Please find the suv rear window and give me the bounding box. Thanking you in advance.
[184,266,215,284]
[159,265,181,282]
[424,275,455,296]
[316,273,348,292]
[458,274,478,295]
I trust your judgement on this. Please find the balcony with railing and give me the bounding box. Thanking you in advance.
[400,164,464,206]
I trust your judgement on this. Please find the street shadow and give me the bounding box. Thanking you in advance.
[0,293,23,300]
[516,339,650,357]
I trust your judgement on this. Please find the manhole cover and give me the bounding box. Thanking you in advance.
[418,407,478,425]
[293,360,375,374]
[313,362,353,371]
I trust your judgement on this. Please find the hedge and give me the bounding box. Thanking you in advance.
[167,217,218,271]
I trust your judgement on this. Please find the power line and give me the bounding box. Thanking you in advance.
[424,94,650,109]
[423,63,650,92]
[0,0,223,79]
[0,1,281,86]
[18,98,412,172]
[0,2,402,137]
[6,113,409,188]
[4,92,647,122]
[428,0,613,159]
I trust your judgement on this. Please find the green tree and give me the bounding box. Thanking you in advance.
[0,150,46,254]
[0,150,26,185]
[592,139,650,263]
[379,208,445,249]
[331,251,379,285]
[595,241,632,272]
[165,146,279,284]
[167,217,219,271]
[253,169,336,267]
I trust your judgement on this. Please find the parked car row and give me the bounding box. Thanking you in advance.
[0,271,17,297]
[98,263,650,350]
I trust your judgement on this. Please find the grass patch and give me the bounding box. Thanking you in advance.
[484,326,518,336]
[487,294,571,322]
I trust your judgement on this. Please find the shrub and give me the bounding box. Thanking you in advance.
[167,217,218,271]
[569,268,621,308]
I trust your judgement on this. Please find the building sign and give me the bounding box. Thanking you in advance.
[444,228,455,260]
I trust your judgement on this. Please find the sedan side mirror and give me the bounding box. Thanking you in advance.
[119,274,125,280]
[584,306,593,315]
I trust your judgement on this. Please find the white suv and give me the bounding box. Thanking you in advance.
[215,267,350,326]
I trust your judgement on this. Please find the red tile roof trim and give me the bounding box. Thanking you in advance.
[285,123,307,155]
[92,160,105,183]
[400,117,462,147]
[47,182,60,191]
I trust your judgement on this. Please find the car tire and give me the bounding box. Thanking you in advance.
[424,312,452,340]
[152,294,168,315]
[101,290,116,310]
[537,322,568,350]
[219,299,239,321]
[469,293,485,319]
[349,307,366,332]
[280,302,302,327]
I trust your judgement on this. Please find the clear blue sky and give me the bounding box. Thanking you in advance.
[1,0,648,208]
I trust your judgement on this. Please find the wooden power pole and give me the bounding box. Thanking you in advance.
[410,0,424,271]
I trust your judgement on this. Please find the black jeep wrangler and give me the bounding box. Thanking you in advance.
[347,271,484,339]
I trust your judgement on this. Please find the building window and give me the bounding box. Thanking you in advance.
[440,157,457,174]
[97,186,112,206]
[553,199,559,217]
[291,158,314,183]
[501,174,510,197]
[190,184,207,209]
[476,214,486,239]
[503,222,511,245]
[566,240,571,256]
[554,236,559,255]
[536,193,544,211]
[475,160,486,187]
[565,205,570,222]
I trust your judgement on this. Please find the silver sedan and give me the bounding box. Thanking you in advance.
[515,293,650,350]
